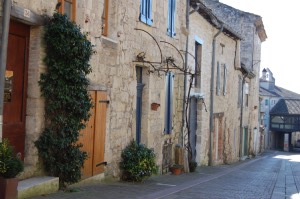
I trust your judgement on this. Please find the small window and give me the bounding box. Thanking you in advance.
[271,99,276,106]
[216,62,220,96]
[140,0,153,26]
[265,99,269,106]
[164,72,174,134]
[238,76,242,107]
[223,64,227,96]
[245,94,249,107]
[167,0,176,37]
[102,0,109,36]
[195,42,202,89]
[58,0,76,21]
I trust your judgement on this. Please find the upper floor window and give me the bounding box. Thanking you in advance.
[167,0,176,37]
[265,99,269,106]
[102,0,109,36]
[195,42,202,89]
[140,0,153,26]
[58,0,76,21]
[216,62,227,96]
[271,99,276,106]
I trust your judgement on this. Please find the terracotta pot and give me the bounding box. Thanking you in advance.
[151,103,160,111]
[0,177,19,199]
[170,167,182,175]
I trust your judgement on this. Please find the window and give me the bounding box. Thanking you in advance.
[140,0,153,26]
[216,62,221,96]
[223,64,227,96]
[271,99,276,106]
[102,0,109,36]
[164,72,174,134]
[265,99,269,106]
[245,94,249,107]
[217,63,227,96]
[195,42,202,89]
[167,0,176,37]
[238,76,242,107]
[58,0,76,21]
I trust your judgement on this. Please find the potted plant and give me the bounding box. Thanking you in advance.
[169,164,183,175]
[189,161,198,172]
[0,139,24,199]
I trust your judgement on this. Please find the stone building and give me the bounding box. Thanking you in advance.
[0,0,267,197]
[188,1,244,166]
[260,68,300,150]
[200,0,267,157]
[0,0,187,190]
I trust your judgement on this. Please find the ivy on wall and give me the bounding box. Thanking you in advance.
[35,12,93,188]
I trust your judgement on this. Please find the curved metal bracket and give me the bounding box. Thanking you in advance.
[134,28,163,64]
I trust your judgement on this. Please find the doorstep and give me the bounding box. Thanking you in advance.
[17,176,59,199]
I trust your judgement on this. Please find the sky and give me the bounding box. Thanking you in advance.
[220,0,300,94]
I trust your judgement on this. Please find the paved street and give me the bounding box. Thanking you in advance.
[32,151,300,199]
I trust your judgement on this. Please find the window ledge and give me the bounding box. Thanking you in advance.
[101,36,118,49]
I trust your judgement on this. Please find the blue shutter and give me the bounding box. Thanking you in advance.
[165,72,174,134]
[140,0,147,24]
[147,0,153,26]
[167,0,176,37]
[140,0,152,26]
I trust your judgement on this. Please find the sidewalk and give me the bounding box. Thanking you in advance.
[32,154,267,199]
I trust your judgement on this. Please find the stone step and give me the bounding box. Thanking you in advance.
[17,176,59,199]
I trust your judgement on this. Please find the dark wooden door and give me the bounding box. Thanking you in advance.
[3,21,29,160]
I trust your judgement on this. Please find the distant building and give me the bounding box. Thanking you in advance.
[259,68,300,150]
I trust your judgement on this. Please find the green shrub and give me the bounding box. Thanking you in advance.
[120,141,157,182]
[35,12,93,188]
[0,139,24,178]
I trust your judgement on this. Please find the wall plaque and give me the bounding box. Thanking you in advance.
[4,70,13,102]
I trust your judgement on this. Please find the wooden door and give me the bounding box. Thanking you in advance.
[79,91,107,178]
[79,92,96,179]
[3,21,30,160]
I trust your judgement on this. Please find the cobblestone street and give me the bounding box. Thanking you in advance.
[32,151,300,199]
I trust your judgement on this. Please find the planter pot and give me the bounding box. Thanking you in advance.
[170,167,182,175]
[151,103,160,111]
[0,177,19,199]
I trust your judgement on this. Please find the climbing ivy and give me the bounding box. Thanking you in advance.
[35,13,93,188]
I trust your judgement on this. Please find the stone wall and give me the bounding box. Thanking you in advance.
[1,0,265,180]
[7,0,187,179]
[202,0,265,157]
[189,11,241,166]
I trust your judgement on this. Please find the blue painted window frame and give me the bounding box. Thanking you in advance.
[167,0,176,37]
[164,72,174,134]
[140,0,153,26]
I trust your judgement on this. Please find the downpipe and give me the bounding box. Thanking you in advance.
[0,0,11,140]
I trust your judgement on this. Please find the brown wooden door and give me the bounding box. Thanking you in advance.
[79,91,107,179]
[3,21,29,160]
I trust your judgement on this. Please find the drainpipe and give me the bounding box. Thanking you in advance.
[181,0,190,147]
[239,73,248,158]
[209,24,223,166]
[0,0,11,140]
